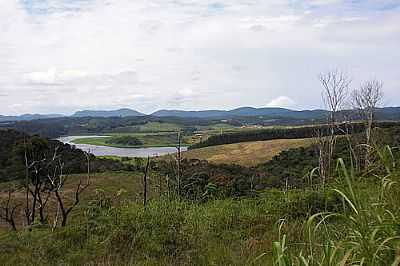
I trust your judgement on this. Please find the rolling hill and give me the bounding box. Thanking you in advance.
[72,108,145,117]
[0,113,64,122]
[151,107,329,119]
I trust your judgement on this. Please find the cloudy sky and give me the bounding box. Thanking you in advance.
[0,0,399,115]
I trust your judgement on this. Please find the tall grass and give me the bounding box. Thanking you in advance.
[1,147,399,265]
[273,146,400,265]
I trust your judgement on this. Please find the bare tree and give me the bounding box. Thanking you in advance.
[352,79,383,169]
[19,137,92,230]
[0,190,19,231]
[143,156,150,207]
[320,70,350,125]
[176,131,182,197]
[314,127,330,188]
[23,141,49,225]
[47,150,91,227]
[318,70,351,186]
[166,174,171,201]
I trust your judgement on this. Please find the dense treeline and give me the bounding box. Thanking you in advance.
[189,121,400,149]
[0,116,235,138]
[0,129,124,182]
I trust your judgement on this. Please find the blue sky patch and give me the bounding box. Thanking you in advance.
[208,2,225,12]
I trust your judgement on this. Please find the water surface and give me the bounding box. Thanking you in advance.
[57,135,186,158]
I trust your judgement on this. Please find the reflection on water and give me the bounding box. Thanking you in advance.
[57,136,187,158]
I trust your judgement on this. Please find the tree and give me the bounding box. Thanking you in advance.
[47,149,91,227]
[352,79,383,169]
[143,156,150,207]
[0,190,19,231]
[320,70,350,125]
[176,131,182,197]
[21,142,91,228]
[22,136,51,226]
[318,70,351,186]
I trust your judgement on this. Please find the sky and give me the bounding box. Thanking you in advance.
[0,0,399,115]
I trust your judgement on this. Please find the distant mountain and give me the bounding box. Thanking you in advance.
[0,113,64,122]
[72,108,145,118]
[2,106,400,123]
[375,107,400,121]
[0,108,145,122]
[151,107,329,120]
[151,109,228,118]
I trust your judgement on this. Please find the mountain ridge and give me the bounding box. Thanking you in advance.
[0,113,64,122]
[72,108,145,118]
[150,106,329,119]
[2,106,400,122]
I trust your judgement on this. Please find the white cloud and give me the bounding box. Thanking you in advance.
[23,68,89,85]
[0,0,399,115]
[266,96,296,109]
[308,0,342,6]
[23,68,58,85]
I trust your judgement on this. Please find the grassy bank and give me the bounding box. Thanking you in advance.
[182,138,314,166]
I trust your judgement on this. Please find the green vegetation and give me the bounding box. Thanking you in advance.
[0,129,123,182]
[73,132,192,148]
[0,155,399,264]
[1,125,400,265]
[1,116,240,139]
[273,153,400,265]
[137,121,182,132]
[189,121,400,149]
[0,193,295,265]
[183,138,313,166]
[105,135,143,147]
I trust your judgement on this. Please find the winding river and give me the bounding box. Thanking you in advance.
[57,136,187,158]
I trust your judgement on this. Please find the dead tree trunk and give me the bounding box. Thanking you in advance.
[166,174,170,201]
[0,191,19,231]
[176,131,182,197]
[143,156,150,207]
[50,151,91,228]
[352,80,383,170]
[24,137,31,226]
[159,174,163,197]
[319,70,350,185]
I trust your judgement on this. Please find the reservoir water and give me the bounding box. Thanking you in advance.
[57,136,187,158]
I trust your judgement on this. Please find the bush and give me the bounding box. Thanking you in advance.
[285,190,342,218]
[105,135,143,146]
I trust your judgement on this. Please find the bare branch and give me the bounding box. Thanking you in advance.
[351,79,384,169]
[0,190,19,231]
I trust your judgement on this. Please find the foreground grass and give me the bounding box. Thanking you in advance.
[183,138,314,166]
[0,190,314,265]
[2,171,397,265]
[0,171,159,228]
[1,146,399,265]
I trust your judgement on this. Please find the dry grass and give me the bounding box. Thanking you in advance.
[183,138,314,166]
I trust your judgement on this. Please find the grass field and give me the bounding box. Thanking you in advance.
[183,138,314,166]
[1,167,398,265]
[0,171,163,229]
